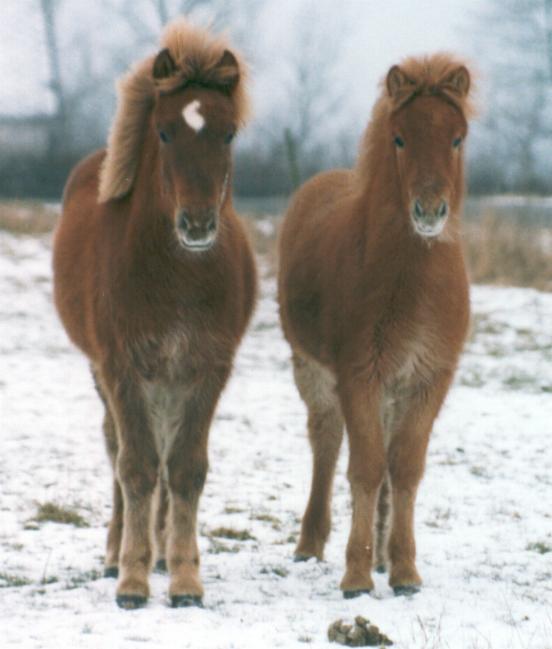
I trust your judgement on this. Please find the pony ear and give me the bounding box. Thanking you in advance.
[441,65,470,98]
[386,65,417,104]
[211,49,240,91]
[153,48,179,80]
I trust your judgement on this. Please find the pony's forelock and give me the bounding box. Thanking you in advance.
[155,18,250,123]
[386,53,476,118]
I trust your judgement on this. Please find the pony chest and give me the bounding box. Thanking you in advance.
[130,329,195,382]
[379,329,440,446]
[140,378,189,465]
[392,328,439,384]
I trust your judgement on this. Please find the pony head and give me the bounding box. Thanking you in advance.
[99,19,250,252]
[385,55,472,239]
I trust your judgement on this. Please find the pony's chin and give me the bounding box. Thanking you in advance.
[412,218,447,239]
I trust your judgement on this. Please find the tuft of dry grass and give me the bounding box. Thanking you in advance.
[30,501,90,528]
[463,212,552,291]
[0,572,32,588]
[0,201,59,235]
[209,526,256,541]
[526,541,552,554]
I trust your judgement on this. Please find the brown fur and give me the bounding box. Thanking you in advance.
[53,18,256,609]
[278,54,472,597]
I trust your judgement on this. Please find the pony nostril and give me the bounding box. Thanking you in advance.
[414,200,424,219]
[437,201,448,218]
[206,217,216,232]
[178,211,191,231]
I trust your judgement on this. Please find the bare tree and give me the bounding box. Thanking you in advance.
[473,0,552,191]
[277,1,351,186]
[112,0,258,47]
[39,0,67,154]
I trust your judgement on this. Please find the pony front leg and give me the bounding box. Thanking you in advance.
[166,448,208,607]
[338,377,386,598]
[291,353,344,561]
[105,476,123,578]
[102,371,160,609]
[387,370,454,595]
[165,373,228,607]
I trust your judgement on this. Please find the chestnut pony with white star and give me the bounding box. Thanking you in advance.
[278,54,474,598]
[53,19,255,609]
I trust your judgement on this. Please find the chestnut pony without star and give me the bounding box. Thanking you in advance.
[53,19,256,609]
[278,54,473,598]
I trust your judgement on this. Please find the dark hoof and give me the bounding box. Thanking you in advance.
[293,553,316,563]
[342,588,372,600]
[393,584,421,597]
[116,594,148,610]
[375,564,387,574]
[104,566,119,579]
[170,594,204,608]
[155,558,167,573]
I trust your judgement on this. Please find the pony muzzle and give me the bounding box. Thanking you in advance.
[176,208,218,250]
[410,198,449,238]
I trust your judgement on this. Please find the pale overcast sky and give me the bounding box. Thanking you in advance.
[0,0,484,120]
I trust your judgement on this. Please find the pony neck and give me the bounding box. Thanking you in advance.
[128,121,167,236]
[355,140,410,248]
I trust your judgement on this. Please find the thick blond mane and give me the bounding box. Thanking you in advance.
[356,53,475,182]
[98,18,250,203]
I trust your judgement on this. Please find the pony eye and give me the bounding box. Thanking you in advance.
[224,131,236,145]
[394,135,405,149]
[159,130,170,143]
[452,136,462,148]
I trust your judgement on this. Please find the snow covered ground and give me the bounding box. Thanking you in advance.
[1,229,552,649]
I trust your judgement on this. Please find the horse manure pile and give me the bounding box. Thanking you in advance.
[328,616,393,647]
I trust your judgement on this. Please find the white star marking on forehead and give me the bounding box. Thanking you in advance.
[182,100,205,133]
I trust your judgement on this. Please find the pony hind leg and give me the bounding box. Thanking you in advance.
[373,472,391,573]
[292,353,344,561]
[103,408,124,578]
[154,477,169,573]
[93,368,123,578]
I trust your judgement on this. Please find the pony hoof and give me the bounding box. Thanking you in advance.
[155,559,167,573]
[116,594,148,609]
[170,595,204,608]
[293,553,316,563]
[342,588,372,600]
[393,584,421,597]
[104,566,119,579]
[375,564,386,574]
